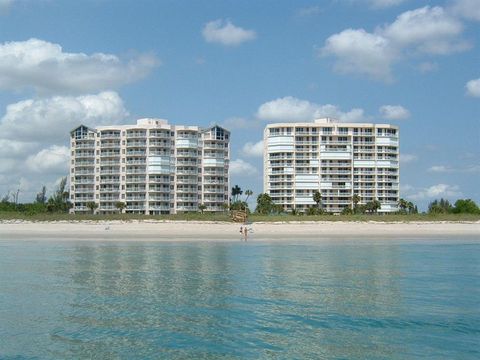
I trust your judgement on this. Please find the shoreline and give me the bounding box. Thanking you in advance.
[1,220,479,241]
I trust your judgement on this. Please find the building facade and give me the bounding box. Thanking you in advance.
[70,119,229,214]
[264,118,399,213]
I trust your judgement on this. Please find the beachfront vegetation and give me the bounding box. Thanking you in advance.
[1,183,479,221]
[229,186,252,213]
[255,193,282,215]
[428,198,480,215]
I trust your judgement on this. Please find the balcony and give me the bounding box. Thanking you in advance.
[126,150,146,156]
[149,132,170,139]
[176,206,198,211]
[176,187,198,193]
[100,151,120,157]
[100,178,120,184]
[177,151,199,158]
[127,141,147,147]
[100,187,119,192]
[100,196,119,201]
[149,205,171,211]
[75,188,94,194]
[73,197,94,202]
[149,140,170,147]
[74,179,95,184]
[126,132,146,138]
[177,169,198,175]
[176,160,198,166]
[100,160,120,166]
[100,141,120,148]
[203,188,225,194]
[126,196,146,201]
[126,188,146,193]
[75,161,95,167]
[75,142,95,149]
[75,170,95,175]
[149,196,171,201]
[126,177,146,183]
[203,179,225,185]
[149,188,170,193]
[100,133,120,139]
[126,169,146,174]
[75,152,95,159]
[203,144,226,150]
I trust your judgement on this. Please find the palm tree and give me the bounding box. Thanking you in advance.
[352,193,361,212]
[86,201,98,214]
[199,203,207,214]
[373,200,381,214]
[407,201,415,214]
[231,185,242,203]
[313,190,322,210]
[398,198,408,213]
[115,201,126,213]
[245,190,253,203]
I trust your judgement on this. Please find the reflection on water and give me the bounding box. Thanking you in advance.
[0,240,479,359]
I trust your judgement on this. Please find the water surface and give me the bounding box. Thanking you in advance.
[0,238,479,359]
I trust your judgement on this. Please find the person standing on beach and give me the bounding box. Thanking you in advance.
[243,226,248,241]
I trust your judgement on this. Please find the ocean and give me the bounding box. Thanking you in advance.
[0,239,479,359]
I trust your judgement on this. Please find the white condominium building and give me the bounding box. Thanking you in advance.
[264,118,399,213]
[70,118,230,214]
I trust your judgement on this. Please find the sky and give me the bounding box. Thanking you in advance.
[0,0,478,210]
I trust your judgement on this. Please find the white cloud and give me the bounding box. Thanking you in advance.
[242,140,264,157]
[428,164,480,173]
[296,6,322,17]
[220,117,257,130]
[321,29,395,81]
[428,165,449,172]
[417,61,439,73]
[0,38,159,94]
[0,92,129,201]
[368,0,407,9]
[379,105,410,119]
[451,0,480,21]
[321,6,470,81]
[25,145,69,173]
[382,6,468,54]
[400,153,418,163]
[230,159,258,176]
[409,183,462,200]
[466,78,480,97]
[256,96,367,122]
[202,20,256,46]
[0,138,37,156]
[0,0,13,11]
[0,91,128,141]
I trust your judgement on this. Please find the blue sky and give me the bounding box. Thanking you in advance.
[0,0,478,210]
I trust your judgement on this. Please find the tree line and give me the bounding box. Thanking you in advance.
[0,177,71,215]
[229,185,479,216]
[2,180,478,216]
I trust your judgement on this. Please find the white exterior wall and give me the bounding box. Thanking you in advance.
[70,119,230,214]
[263,118,399,214]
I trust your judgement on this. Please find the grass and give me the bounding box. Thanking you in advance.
[249,213,480,222]
[1,211,479,223]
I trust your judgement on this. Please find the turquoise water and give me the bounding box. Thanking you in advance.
[0,239,479,359]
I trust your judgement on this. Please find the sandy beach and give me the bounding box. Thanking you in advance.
[0,220,479,241]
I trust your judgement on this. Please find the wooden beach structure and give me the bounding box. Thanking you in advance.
[231,210,248,223]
